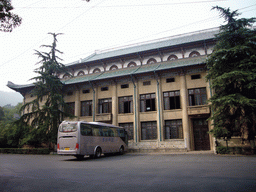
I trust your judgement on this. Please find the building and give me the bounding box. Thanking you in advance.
[8,28,219,152]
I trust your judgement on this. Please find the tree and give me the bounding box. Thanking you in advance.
[19,33,73,148]
[207,6,256,147]
[0,0,22,32]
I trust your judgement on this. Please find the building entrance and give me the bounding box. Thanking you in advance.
[193,118,210,150]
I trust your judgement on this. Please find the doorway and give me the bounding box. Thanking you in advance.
[193,118,210,150]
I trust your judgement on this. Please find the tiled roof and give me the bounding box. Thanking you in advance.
[67,28,217,66]
[8,55,208,91]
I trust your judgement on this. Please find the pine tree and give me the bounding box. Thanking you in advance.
[19,33,73,148]
[207,6,256,146]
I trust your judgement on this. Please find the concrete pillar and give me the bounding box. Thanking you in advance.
[135,80,139,143]
[112,82,118,126]
[156,75,163,142]
[180,73,191,151]
[74,88,80,120]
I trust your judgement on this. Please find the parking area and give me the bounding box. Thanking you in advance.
[0,153,255,192]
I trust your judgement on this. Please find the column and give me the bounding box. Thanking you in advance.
[74,87,80,120]
[180,72,191,151]
[112,82,118,126]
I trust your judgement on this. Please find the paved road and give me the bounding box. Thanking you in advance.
[0,153,255,192]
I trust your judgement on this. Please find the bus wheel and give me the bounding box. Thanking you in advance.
[75,155,84,160]
[119,146,124,155]
[95,147,102,158]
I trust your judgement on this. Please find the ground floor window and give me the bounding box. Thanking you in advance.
[81,100,92,116]
[141,121,157,140]
[119,123,134,140]
[66,102,75,116]
[165,119,183,139]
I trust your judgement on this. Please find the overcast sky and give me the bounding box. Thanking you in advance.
[1,0,256,93]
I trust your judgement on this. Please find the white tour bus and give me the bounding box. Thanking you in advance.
[57,121,128,159]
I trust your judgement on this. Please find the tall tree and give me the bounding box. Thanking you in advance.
[207,6,256,146]
[19,33,73,148]
[0,0,22,32]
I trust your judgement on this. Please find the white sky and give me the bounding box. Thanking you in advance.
[1,0,256,92]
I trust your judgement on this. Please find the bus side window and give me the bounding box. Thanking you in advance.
[118,128,124,137]
[109,128,117,137]
[81,124,92,136]
[102,127,109,137]
[93,128,101,136]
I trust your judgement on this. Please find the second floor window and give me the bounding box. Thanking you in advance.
[119,96,133,114]
[163,91,181,110]
[188,88,207,106]
[98,98,112,114]
[81,100,92,116]
[140,93,156,112]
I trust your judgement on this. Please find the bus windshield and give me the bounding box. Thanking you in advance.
[59,123,78,132]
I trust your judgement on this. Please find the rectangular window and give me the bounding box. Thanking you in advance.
[66,102,75,116]
[140,93,156,112]
[191,74,201,80]
[188,88,207,106]
[82,89,90,94]
[141,121,157,140]
[143,81,151,86]
[67,91,73,96]
[163,91,181,110]
[118,96,133,113]
[166,78,175,83]
[165,120,183,139]
[121,84,129,89]
[119,123,134,140]
[98,98,112,114]
[81,100,92,116]
[101,87,109,91]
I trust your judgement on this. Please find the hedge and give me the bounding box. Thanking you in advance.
[216,146,255,155]
[0,148,50,154]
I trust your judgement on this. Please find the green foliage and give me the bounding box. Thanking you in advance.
[207,6,256,141]
[0,0,22,32]
[0,103,26,148]
[216,146,230,154]
[18,33,74,148]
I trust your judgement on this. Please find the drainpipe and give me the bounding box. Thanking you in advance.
[130,75,138,143]
[154,70,162,142]
[89,81,95,122]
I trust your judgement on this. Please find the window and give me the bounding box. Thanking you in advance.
[121,84,129,89]
[143,81,151,86]
[141,121,157,140]
[188,88,207,106]
[163,91,181,110]
[82,89,90,94]
[80,123,93,136]
[109,65,118,70]
[140,93,156,112]
[81,100,92,116]
[77,71,85,76]
[166,78,175,83]
[191,74,201,80]
[67,91,73,96]
[147,58,157,64]
[98,98,112,114]
[119,123,133,140]
[167,54,178,61]
[165,120,183,139]
[93,68,101,73]
[66,102,75,116]
[127,62,136,67]
[101,87,109,91]
[189,51,200,57]
[119,96,133,114]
